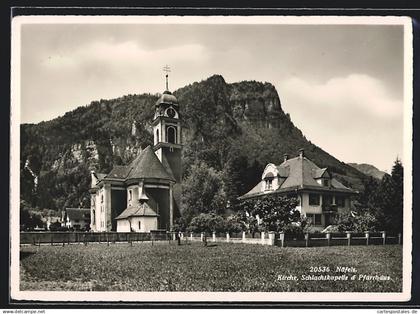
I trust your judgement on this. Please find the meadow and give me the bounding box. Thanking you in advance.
[20,242,402,292]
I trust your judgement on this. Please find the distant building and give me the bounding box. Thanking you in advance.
[239,149,357,231]
[62,208,91,230]
[89,74,182,232]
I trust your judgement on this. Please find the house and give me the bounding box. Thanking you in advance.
[62,208,91,230]
[239,149,357,231]
[89,74,182,232]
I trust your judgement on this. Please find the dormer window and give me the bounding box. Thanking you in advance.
[322,178,329,186]
[264,178,273,190]
[263,172,275,191]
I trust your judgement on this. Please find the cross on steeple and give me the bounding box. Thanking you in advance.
[163,65,171,91]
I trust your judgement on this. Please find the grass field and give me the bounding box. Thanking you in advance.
[20,242,402,292]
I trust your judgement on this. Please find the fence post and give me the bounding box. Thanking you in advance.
[305,233,309,247]
[398,233,402,245]
[268,232,275,246]
[382,231,386,245]
[261,231,265,245]
[279,232,285,248]
[346,231,351,246]
[365,231,370,245]
[200,232,204,242]
[212,231,216,242]
[190,232,193,242]
[326,232,331,246]
[226,232,230,243]
[242,231,246,242]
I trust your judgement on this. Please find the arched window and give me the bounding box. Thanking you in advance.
[156,129,160,143]
[166,126,177,144]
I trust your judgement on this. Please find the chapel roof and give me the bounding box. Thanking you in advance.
[115,203,158,220]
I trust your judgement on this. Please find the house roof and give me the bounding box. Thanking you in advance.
[115,203,159,220]
[240,155,356,199]
[65,208,90,221]
[96,173,107,180]
[313,168,329,179]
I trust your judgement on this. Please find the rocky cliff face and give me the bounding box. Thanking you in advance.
[20,74,366,210]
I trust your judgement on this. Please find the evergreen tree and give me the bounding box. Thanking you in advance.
[374,159,404,234]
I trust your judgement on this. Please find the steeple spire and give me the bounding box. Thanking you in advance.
[163,64,171,91]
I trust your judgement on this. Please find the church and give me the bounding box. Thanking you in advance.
[89,74,182,232]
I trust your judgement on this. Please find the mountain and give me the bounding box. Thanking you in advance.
[20,74,367,212]
[348,163,387,180]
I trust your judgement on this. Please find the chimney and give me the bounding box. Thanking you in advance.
[283,154,289,162]
[298,148,305,158]
[90,170,97,188]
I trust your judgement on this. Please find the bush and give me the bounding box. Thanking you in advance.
[188,213,225,234]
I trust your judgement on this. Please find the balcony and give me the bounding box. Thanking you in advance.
[322,204,338,213]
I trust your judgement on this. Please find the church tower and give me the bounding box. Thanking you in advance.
[152,66,182,217]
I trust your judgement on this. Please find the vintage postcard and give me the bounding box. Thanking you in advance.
[10,15,413,303]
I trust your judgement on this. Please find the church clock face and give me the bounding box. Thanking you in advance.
[167,108,176,118]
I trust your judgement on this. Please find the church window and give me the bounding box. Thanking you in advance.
[101,194,103,203]
[156,129,159,143]
[167,126,177,144]
[309,193,320,206]
[138,221,141,230]
[128,190,132,201]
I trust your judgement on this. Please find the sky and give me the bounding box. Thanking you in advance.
[18,19,406,172]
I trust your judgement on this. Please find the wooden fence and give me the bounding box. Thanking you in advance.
[20,230,402,248]
[186,231,402,247]
[20,231,168,246]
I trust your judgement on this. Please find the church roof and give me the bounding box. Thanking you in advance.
[97,146,175,184]
[156,90,178,106]
[115,203,158,220]
[106,165,130,179]
[126,145,175,182]
[240,154,356,199]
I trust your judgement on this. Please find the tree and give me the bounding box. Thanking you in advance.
[374,159,403,234]
[334,207,377,232]
[181,161,226,220]
[239,194,300,232]
[188,213,226,234]
[225,214,246,234]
